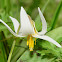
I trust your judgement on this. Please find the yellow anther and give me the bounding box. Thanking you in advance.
[35,38,36,45]
[27,35,35,51]
[27,40,29,46]
[27,36,30,45]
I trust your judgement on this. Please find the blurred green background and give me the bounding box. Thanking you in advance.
[0,0,62,62]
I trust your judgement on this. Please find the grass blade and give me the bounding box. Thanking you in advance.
[49,0,62,31]
[0,31,7,62]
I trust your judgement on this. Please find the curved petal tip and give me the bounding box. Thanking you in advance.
[9,16,19,33]
[38,7,40,10]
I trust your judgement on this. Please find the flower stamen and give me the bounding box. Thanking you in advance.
[35,38,36,45]
[27,35,30,45]
[27,35,34,51]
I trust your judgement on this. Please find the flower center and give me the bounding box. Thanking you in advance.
[27,15,37,51]
[27,35,36,51]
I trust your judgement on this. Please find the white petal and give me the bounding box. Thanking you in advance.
[33,34,61,48]
[0,19,24,37]
[9,16,19,33]
[38,7,47,35]
[20,7,34,36]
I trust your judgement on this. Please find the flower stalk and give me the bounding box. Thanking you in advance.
[7,40,16,62]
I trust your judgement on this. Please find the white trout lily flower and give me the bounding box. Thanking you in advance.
[0,7,61,51]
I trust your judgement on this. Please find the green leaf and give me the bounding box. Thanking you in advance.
[17,50,54,62]
[37,27,62,57]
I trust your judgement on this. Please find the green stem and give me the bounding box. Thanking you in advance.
[7,40,16,62]
[49,0,62,31]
